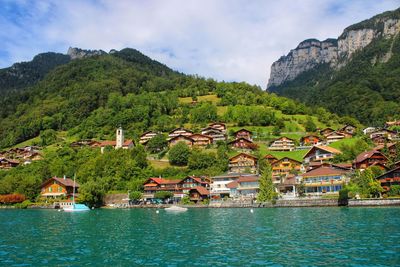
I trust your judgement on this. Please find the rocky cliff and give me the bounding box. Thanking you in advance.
[267,8,400,88]
[67,47,107,59]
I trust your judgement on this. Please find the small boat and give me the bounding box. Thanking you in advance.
[63,203,90,212]
[63,174,90,212]
[165,205,188,212]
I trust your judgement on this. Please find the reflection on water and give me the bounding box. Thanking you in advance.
[1,207,400,266]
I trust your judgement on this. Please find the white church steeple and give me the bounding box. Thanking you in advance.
[116,127,124,149]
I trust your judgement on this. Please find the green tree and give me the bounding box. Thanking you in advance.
[131,145,148,169]
[188,149,216,170]
[146,133,167,153]
[40,129,57,146]
[129,191,143,201]
[257,162,277,202]
[168,142,191,166]
[78,181,106,207]
[305,116,317,132]
[154,191,174,200]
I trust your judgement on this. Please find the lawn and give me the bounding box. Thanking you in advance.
[329,137,362,150]
[149,159,172,169]
[178,94,220,104]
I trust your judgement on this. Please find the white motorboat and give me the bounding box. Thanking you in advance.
[164,205,188,212]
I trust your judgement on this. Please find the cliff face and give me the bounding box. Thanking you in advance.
[267,9,400,88]
[67,47,107,60]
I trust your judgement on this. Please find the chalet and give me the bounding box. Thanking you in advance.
[168,128,193,138]
[369,129,398,140]
[208,122,227,133]
[339,124,357,135]
[325,131,345,143]
[269,136,295,151]
[210,173,253,198]
[178,176,210,193]
[306,162,351,171]
[303,145,342,163]
[300,135,323,146]
[40,176,78,199]
[189,134,213,147]
[188,187,210,203]
[320,127,335,137]
[371,135,391,146]
[375,167,400,192]
[228,153,258,174]
[264,154,278,164]
[226,176,260,198]
[92,128,134,153]
[233,128,253,141]
[168,135,194,147]
[139,131,159,145]
[0,146,42,163]
[228,138,257,150]
[271,157,302,183]
[0,158,19,169]
[143,177,182,200]
[353,150,388,170]
[277,174,299,195]
[201,128,226,143]
[301,166,350,194]
[70,140,100,148]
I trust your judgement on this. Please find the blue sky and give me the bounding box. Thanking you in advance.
[0,0,399,87]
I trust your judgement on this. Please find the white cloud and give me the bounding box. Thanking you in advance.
[0,0,399,87]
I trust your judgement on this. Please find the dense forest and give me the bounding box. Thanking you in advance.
[270,9,400,125]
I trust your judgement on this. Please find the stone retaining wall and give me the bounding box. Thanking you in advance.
[348,198,400,207]
[274,199,339,207]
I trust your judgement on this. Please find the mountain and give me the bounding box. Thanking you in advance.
[0,52,71,94]
[267,8,400,125]
[0,46,353,149]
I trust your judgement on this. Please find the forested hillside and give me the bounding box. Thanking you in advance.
[0,48,353,149]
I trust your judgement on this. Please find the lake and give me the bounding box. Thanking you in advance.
[1,207,400,266]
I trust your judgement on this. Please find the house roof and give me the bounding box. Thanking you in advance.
[229,152,258,161]
[0,158,20,164]
[271,136,295,142]
[181,176,209,185]
[355,150,387,164]
[237,176,259,183]
[41,176,79,188]
[264,154,278,160]
[226,181,238,189]
[303,145,342,158]
[146,177,181,185]
[375,166,400,180]
[140,131,158,137]
[190,186,210,195]
[209,122,226,128]
[373,143,396,151]
[272,157,302,165]
[201,127,223,133]
[300,135,322,141]
[98,139,134,147]
[189,134,213,140]
[169,127,193,134]
[233,128,253,134]
[302,166,348,178]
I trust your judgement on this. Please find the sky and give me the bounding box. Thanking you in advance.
[0,0,399,88]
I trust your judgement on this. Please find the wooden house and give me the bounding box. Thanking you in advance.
[339,124,357,135]
[228,138,257,150]
[300,135,323,146]
[271,157,302,182]
[269,136,295,151]
[353,150,388,170]
[179,176,209,193]
[201,128,226,143]
[139,131,159,144]
[264,154,278,164]
[371,135,391,146]
[210,173,252,198]
[369,129,398,141]
[0,158,19,169]
[320,127,335,137]
[71,140,100,148]
[375,167,400,193]
[385,120,400,128]
[374,143,398,159]
[325,131,345,144]
[363,127,377,135]
[168,128,193,138]
[233,128,253,141]
[228,153,258,174]
[208,122,227,133]
[143,177,182,200]
[189,134,213,147]
[40,176,79,199]
[188,187,210,202]
[168,135,194,147]
[303,145,342,163]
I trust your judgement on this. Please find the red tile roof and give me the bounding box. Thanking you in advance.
[237,176,259,183]
[98,140,133,147]
[229,152,258,161]
[226,181,238,189]
[302,166,348,178]
[41,177,79,188]
[191,186,210,195]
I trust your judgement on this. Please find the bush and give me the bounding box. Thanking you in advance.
[15,200,32,209]
[339,188,350,201]
[181,196,192,205]
[388,185,400,196]
[154,191,174,200]
[0,193,26,204]
[168,142,191,166]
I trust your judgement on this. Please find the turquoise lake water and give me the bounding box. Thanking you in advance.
[1,207,400,266]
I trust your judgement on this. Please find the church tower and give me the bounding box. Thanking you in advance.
[116,127,124,149]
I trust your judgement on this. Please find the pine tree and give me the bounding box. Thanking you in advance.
[257,162,276,202]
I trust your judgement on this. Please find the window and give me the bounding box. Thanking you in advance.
[49,187,52,192]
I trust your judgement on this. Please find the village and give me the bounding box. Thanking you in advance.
[3,119,398,207]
